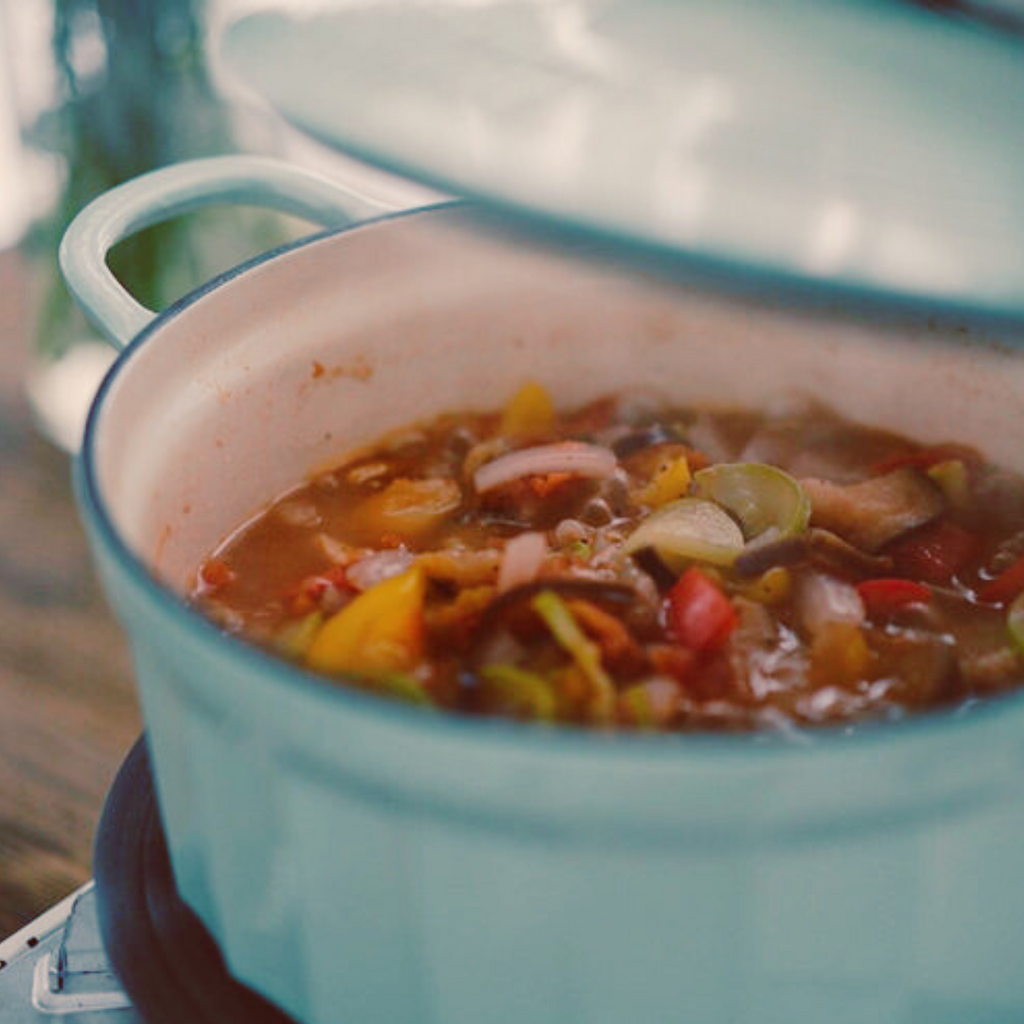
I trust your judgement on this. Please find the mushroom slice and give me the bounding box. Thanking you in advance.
[799,469,943,553]
[733,528,893,580]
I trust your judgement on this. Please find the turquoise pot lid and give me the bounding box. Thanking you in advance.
[222,0,1024,316]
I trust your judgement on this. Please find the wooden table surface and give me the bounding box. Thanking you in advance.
[0,250,142,937]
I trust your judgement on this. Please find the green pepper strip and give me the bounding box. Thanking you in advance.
[275,611,324,660]
[568,540,592,561]
[479,665,557,721]
[377,673,433,706]
[530,589,615,722]
[619,685,659,729]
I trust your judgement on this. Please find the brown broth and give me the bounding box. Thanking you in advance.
[192,392,1024,732]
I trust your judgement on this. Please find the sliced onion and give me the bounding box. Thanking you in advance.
[797,572,865,637]
[473,442,617,493]
[346,549,415,591]
[622,498,744,569]
[498,532,548,592]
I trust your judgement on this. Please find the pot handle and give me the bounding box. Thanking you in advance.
[59,155,402,350]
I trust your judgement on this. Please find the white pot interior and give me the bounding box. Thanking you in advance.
[92,206,1024,593]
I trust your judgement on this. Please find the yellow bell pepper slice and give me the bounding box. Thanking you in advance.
[809,622,872,688]
[632,454,691,508]
[740,566,792,605]
[276,611,324,660]
[501,381,555,439]
[307,566,426,678]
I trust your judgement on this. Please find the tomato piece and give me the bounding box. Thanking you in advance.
[287,573,337,616]
[530,472,573,497]
[888,521,979,584]
[666,568,738,652]
[648,643,698,683]
[978,553,1024,605]
[856,578,931,616]
[324,565,352,589]
[198,558,235,589]
[683,448,711,472]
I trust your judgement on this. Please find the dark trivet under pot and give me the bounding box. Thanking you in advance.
[93,736,296,1024]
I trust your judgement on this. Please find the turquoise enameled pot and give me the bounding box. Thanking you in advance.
[63,157,1024,1024]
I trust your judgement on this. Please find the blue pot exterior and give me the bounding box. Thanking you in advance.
[64,158,1024,1022]
[76,452,1024,1024]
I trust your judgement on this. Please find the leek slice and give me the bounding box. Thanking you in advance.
[927,459,970,508]
[694,462,810,541]
[1008,590,1024,657]
[531,590,614,721]
[622,497,744,569]
[479,664,557,721]
[377,673,433,706]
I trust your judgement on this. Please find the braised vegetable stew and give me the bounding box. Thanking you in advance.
[192,384,1024,731]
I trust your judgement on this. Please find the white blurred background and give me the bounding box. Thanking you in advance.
[0,0,431,449]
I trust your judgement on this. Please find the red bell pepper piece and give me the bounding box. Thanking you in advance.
[287,566,353,616]
[856,578,931,616]
[666,568,737,652]
[977,553,1024,605]
[871,443,980,477]
[888,521,979,584]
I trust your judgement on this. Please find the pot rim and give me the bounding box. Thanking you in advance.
[78,201,1024,764]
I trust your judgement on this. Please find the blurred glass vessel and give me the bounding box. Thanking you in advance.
[8,0,288,450]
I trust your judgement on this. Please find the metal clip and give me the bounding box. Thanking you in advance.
[31,890,132,1015]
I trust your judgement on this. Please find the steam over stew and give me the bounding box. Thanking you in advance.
[192,384,1024,731]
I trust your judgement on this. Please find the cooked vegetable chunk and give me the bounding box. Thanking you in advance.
[350,478,461,542]
[307,566,426,678]
[800,469,943,553]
